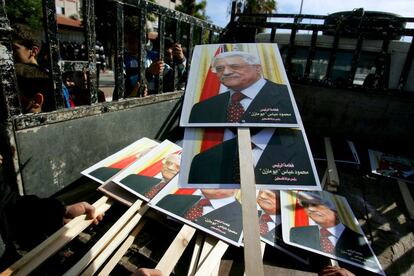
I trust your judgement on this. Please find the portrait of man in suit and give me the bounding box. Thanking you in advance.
[289,192,377,268]
[187,128,317,188]
[188,51,297,125]
[119,154,181,199]
[257,189,281,243]
[157,189,242,242]
[88,146,154,183]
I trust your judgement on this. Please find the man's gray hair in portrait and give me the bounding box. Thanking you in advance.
[296,191,337,211]
[211,51,261,68]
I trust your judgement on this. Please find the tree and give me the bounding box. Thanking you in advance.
[176,0,210,21]
[244,0,277,14]
[5,0,43,29]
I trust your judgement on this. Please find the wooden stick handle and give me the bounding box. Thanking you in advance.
[155,225,196,275]
[83,206,149,275]
[63,199,143,276]
[238,128,264,276]
[324,137,339,190]
[398,180,414,219]
[2,196,112,276]
[194,241,229,276]
[186,233,204,276]
[97,220,147,276]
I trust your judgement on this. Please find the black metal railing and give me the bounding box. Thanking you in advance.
[222,2,414,92]
[0,0,222,119]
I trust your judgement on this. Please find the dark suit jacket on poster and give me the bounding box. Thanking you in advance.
[188,128,316,187]
[289,225,377,268]
[157,194,242,242]
[89,167,121,182]
[189,80,297,124]
[261,222,280,244]
[258,210,280,244]
[119,174,161,196]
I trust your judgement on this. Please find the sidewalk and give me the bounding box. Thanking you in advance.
[98,70,114,101]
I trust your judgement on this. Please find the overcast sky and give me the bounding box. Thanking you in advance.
[204,0,414,27]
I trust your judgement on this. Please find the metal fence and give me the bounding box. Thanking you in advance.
[0,0,222,118]
[223,2,414,92]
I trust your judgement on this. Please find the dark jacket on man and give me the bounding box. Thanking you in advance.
[0,177,65,270]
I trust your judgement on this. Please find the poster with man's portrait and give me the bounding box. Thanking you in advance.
[149,176,243,246]
[281,191,384,275]
[254,189,309,264]
[178,127,321,190]
[369,150,414,184]
[81,137,159,184]
[180,43,301,128]
[112,140,182,202]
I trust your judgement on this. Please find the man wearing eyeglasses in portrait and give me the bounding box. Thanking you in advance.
[119,154,181,200]
[188,51,297,124]
[289,192,377,269]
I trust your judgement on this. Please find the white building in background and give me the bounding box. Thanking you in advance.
[156,0,182,10]
[55,0,81,18]
[55,0,182,19]
[54,0,183,43]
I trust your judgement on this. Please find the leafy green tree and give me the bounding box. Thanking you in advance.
[244,0,277,14]
[176,0,210,21]
[5,0,43,29]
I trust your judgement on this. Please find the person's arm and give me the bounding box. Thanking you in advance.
[132,268,162,276]
[64,201,104,225]
[146,60,164,78]
[319,265,355,276]
[172,43,185,64]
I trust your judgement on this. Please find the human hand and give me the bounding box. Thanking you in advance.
[132,268,162,276]
[0,154,3,165]
[141,84,148,97]
[172,43,185,62]
[64,201,104,225]
[147,60,164,76]
[319,266,355,276]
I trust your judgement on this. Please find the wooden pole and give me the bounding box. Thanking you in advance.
[155,225,196,275]
[321,168,328,189]
[243,242,266,276]
[398,180,414,219]
[2,196,112,276]
[237,128,264,276]
[83,206,149,275]
[324,137,339,191]
[186,233,204,276]
[63,199,144,276]
[97,220,147,276]
[194,241,229,276]
[197,236,220,276]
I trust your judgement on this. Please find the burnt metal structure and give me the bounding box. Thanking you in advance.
[1,0,221,113]
[111,0,221,99]
[0,0,222,194]
[222,2,414,92]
